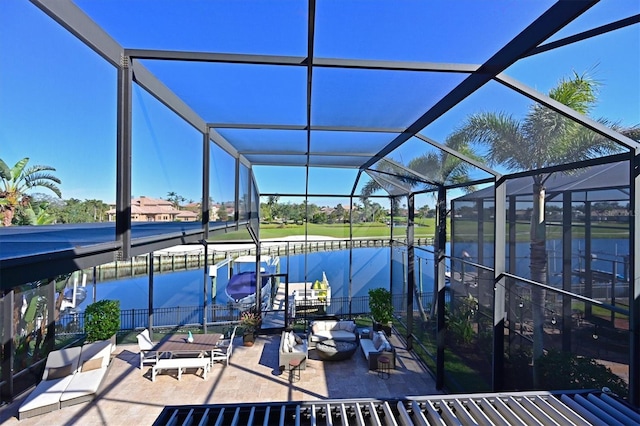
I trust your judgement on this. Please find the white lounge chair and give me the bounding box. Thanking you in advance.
[18,346,82,419]
[60,340,112,408]
[211,326,236,366]
[136,329,157,370]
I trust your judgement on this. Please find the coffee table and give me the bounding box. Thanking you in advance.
[315,339,358,361]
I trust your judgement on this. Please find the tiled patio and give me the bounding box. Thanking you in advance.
[1,332,441,425]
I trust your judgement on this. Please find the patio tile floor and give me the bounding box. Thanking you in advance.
[1,331,441,425]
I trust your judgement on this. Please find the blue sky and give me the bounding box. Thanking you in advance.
[1,1,638,208]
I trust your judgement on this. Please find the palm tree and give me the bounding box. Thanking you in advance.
[361,132,481,200]
[361,136,483,322]
[266,195,280,221]
[454,70,639,369]
[0,157,62,226]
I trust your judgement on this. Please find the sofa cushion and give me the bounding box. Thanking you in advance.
[312,320,338,333]
[338,321,356,332]
[373,331,392,351]
[359,339,378,359]
[312,330,356,342]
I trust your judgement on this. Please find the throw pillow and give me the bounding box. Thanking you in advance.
[372,333,383,350]
[82,357,104,372]
[294,334,303,345]
[282,338,291,353]
[311,323,320,334]
[47,364,73,380]
[288,331,297,348]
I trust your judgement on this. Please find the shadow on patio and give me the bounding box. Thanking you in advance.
[0,330,440,425]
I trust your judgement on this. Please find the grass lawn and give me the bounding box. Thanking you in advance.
[204,222,440,240]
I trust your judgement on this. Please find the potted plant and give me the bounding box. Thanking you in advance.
[368,288,394,336]
[240,309,261,346]
[85,299,120,348]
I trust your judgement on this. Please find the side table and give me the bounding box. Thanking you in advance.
[289,358,303,383]
[377,356,390,379]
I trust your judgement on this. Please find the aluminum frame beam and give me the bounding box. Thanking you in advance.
[415,134,501,178]
[360,0,599,171]
[210,123,405,133]
[126,48,479,73]
[30,0,122,67]
[524,14,640,58]
[131,59,207,134]
[495,73,640,151]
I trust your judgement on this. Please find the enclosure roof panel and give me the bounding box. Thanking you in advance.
[60,0,625,174]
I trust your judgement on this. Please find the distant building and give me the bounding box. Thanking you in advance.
[106,196,198,222]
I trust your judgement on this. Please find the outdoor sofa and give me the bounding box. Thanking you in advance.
[308,319,357,348]
[359,330,396,370]
[279,330,308,371]
[18,340,112,419]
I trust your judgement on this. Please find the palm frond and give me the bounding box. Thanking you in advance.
[11,158,31,182]
[0,158,11,180]
[25,179,62,198]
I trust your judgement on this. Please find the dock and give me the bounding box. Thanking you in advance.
[261,280,331,329]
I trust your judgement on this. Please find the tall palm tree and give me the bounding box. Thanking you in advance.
[0,157,62,226]
[453,71,638,369]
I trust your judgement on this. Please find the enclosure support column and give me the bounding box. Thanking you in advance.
[562,192,572,352]
[46,279,55,354]
[203,243,209,334]
[507,196,517,361]
[349,195,354,319]
[630,152,640,406]
[116,54,132,260]
[477,199,485,265]
[406,194,415,350]
[584,202,593,318]
[435,186,447,390]
[148,253,154,341]
[202,130,210,234]
[1,290,14,400]
[492,178,507,391]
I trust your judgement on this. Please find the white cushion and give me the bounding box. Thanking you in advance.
[19,375,74,413]
[60,367,107,403]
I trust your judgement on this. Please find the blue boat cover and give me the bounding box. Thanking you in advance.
[226,272,269,301]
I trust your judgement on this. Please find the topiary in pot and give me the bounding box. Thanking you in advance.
[85,299,120,345]
[368,287,394,336]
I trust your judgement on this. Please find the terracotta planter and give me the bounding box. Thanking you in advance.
[243,333,255,347]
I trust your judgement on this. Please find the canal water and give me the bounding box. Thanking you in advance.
[69,238,629,312]
[70,246,405,311]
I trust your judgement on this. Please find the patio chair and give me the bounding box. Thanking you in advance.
[211,326,237,366]
[136,329,157,370]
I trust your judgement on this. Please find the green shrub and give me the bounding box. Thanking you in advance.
[537,349,628,398]
[85,300,120,342]
[368,288,394,324]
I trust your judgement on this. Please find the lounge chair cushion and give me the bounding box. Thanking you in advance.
[81,357,103,372]
[19,346,83,419]
[46,364,73,380]
[59,340,112,408]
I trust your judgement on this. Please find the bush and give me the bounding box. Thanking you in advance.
[537,349,628,398]
[368,287,394,324]
[85,300,120,342]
